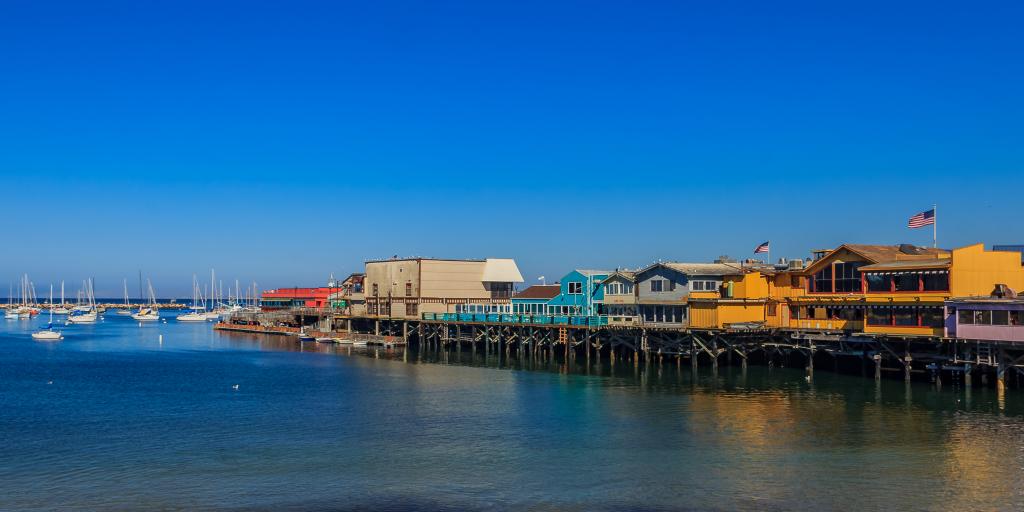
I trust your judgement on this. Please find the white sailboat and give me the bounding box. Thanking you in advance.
[131,279,160,321]
[116,278,133,315]
[4,283,18,320]
[67,279,98,324]
[32,285,63,341]
[52,281,70,315]
[177,275,208,322]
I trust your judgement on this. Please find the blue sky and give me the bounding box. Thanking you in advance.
[2,0,1022,297]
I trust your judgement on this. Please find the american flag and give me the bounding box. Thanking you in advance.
[753,241,770,254]
[908,208,935,229]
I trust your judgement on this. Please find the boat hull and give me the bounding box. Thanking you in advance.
[31,331,63,341]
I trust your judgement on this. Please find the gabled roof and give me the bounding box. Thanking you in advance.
[858,259,952,271]
[604,270,637,282]
[803,244,950,274]
[635,262,741,277]
[513,285,561,300]
[574,269,613,277]
[481,258,525,283]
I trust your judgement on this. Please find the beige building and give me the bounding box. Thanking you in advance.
[363,257,524,319]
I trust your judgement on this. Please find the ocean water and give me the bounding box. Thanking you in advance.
[1,313,1023,511]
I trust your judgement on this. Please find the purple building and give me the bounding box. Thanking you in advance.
[946,295,1024,342]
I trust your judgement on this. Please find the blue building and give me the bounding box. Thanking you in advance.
[511,285,560,314]
[544,269,611,316]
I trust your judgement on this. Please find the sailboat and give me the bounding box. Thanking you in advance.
[32,285,63,341]
[204,269,224,320]
[131,279,160,321]
[177,275,208,322]
[52,281,70,315]
[4,283,18,320]
[116,278,133,315]
[67,279,98,324]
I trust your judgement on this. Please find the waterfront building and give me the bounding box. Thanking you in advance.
[363,257,523,319]
[328,273,365,315]
[946,289,1024,342]
[634,262,738,327]
[543,270,610,316]
[260,287,335,310]
[598,271,638,325]
[688,265,788,329]
[788,243,1024,336]
[510,285,560,315]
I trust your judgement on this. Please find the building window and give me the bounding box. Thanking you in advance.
[372,283,379,296]
[406,303,418,316]
[767,303,778,316]
[650,280,664,292]
[894,274,919,292]
[568,282,583,295]
[866,274,890,292]
[973,310,992,324]
[405,282,413,297]
[867,307,891,326]
[791,275,803,289]
[812,265,833,293]
[834,262,863,293]
[1012,311,1021,326]
[920,307,943,327]
[992,310,1010,325]
[922,272,950,291]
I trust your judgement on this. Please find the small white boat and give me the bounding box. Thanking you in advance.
[67,311,98,324]
[4,309,18,320]
[178,275,210,322]
[131,280,160,321]
[335,338,353,345]
[33,286,63,341]
[176,311,208,322]
[131,308,160,321]
[51,307,70,315]
[351,340,368,347]
[32,329,63,340]
[115,278,133,315]
[315,337,337,343]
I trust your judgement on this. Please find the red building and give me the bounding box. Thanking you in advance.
[261,287,336,310]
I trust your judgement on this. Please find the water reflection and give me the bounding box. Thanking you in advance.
[3,317,1024,511]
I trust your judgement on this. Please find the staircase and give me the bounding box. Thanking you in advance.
[977,342,994,366]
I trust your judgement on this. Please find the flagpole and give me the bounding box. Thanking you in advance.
[933,204,937,248]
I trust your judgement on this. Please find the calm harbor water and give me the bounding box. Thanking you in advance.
[2,313,1023,511]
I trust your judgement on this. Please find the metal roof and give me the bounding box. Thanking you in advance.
[858,260,952,271]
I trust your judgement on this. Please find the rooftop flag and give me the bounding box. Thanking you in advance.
[908,208,936,229]
[753,241,770,254]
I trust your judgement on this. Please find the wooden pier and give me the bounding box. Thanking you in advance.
[214,309,1024,390]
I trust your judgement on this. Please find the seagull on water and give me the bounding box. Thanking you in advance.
[232,384,240,390]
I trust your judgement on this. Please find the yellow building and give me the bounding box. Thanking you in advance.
[788,243,1024,336]
[689,243,1024,336]
[687,265,803,329]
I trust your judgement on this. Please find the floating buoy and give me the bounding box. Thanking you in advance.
[159,334,163,344]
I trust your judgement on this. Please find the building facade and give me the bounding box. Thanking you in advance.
[946,295,1024,342]
[363,258,524,319]
[510,285,560,315]
[634,262,737,327]
[598,271,638,325]
[544,270,610,316]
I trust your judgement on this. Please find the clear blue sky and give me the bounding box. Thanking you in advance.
[2,0,1022,297]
